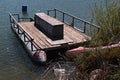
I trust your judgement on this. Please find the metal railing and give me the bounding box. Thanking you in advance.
[9,13,41,51]
[9,13,34,22]
[47,8,100,34]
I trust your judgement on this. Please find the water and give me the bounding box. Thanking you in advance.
[0,0,98,80]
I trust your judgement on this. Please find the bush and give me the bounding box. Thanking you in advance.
[90,0,120,46]
[72,0,120,80]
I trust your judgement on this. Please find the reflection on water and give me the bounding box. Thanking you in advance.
[0,0,98,80]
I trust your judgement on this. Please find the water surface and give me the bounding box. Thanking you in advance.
[0,0,98,80]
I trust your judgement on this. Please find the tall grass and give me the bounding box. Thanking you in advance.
[90,0,120,46]
[72,0,120,80]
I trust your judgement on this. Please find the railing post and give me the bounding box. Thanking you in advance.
[31,39,34,51]
[23,31,26,42]
[71,17,74,27]
[84,22,86,33]
[12,19,14,28]
[9,14,12,27]
[18,14,20,22]
[54,9,56,18]
[63,13,65,22]
[97,27,100,33]
[9,14,11,23]
[47,11,49,15]
[18,25,20,34]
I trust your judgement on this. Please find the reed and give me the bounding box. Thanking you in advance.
[72,0,120,80]
[90,0,120,46]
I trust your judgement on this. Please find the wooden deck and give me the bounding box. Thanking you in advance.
[18,21,90,51]
[9,10,100,62]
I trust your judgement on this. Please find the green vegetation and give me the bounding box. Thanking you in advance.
[71,0,120,80]
[90,0,120,46]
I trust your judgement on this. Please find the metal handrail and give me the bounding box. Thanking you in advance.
[47,8,100,33]
[9,13,41,51]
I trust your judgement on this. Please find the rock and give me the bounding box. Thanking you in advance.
[89,69,102,80]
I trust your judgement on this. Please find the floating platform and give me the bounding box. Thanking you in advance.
[9,9,99,63]
[18,21,90,51]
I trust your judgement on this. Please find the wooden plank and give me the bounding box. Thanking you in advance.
[18,21,90,50]
[64,24,90,43]
[46,36,73,45]
[18,22,50,49]
[35,13,63,25]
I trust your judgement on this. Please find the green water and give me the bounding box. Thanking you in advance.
[0,0,98,80]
